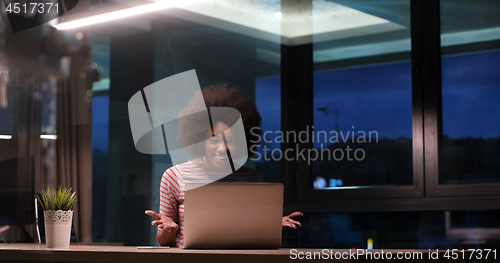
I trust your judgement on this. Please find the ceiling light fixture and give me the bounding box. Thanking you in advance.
[40,135,58,140]
[55,0,202,30]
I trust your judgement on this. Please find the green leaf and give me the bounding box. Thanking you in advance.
[38,186,77,211]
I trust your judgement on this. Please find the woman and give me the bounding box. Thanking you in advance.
[146,84,302,247]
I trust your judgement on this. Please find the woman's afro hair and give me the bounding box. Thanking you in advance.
[177,83,262,158]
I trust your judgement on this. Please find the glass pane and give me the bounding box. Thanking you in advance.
[41,77,57,136]
[86,1,281,245]
[440,0,500,184]
[40,77,58,186]
[300,210,500,249]
[254,76,281,183]
[312,0,412,189]
[0,77,13,136]
[91,95,109,243]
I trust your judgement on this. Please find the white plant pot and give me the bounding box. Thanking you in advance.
[44,210,73,248]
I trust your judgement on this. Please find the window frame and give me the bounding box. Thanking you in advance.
[288,0,500,212]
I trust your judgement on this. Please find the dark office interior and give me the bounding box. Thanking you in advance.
[0,0,499,257]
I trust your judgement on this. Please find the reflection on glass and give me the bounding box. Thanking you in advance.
[312,0,412,189]
[86,1,281,245]
[313,63,412,189]
[440,0,500,184]
[40,76,58,186]
[254,76,281,183]
[0,75,13,136]
[41,77,57,136]
[91,96,109,243]
[301,210,500,249]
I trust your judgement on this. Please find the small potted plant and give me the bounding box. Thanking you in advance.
[38,186,77,248]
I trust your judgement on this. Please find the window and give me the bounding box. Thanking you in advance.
[440,0,500,185]
[313,62,412,188]
[87,2,281,245]
[298,0,420,202]
[300,210,500,249]
[255,76,281,183]
[297,0,500,211]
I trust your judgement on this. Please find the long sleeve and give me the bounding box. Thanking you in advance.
[159,168,180,223]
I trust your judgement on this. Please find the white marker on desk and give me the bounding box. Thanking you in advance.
[137,246,170,249]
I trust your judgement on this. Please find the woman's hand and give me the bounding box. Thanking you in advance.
[282,212,303,229]
[145,210,179,232]
[146,210,179,246]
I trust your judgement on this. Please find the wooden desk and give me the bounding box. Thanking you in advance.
[1,244,330,263]
[0,243,494,262]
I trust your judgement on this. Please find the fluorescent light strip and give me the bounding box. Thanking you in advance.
[41,135,58,140]
[55,0,202,30]
[0,135,57,140]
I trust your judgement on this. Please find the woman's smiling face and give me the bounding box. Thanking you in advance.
[203,121,237,173]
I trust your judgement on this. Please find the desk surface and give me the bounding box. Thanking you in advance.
[0,243,487,263]
[1,244,340,263]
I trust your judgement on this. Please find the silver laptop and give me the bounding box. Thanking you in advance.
[183,183,284,249]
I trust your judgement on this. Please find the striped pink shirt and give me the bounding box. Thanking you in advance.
[159,160,263,247]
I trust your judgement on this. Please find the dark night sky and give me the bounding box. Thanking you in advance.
[256,49,500,150]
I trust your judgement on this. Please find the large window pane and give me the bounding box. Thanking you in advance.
[300,210,500,249]
[87,1,281,245]
[440,0,500,184]
[312,0,412,189]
